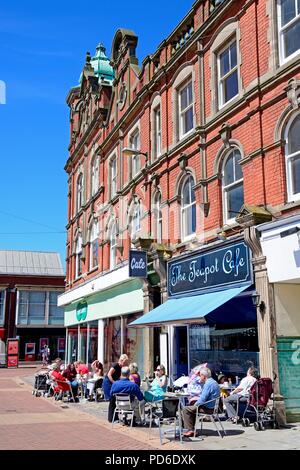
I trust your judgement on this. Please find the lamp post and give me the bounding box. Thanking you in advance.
[122,147,149,167]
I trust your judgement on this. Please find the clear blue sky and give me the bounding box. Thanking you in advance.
[0,0,191,268]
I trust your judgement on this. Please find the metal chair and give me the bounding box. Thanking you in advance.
[112,394,135,428]
[194,397,226,438]
[149,398,182,445]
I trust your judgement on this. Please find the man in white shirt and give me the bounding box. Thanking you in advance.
[224,367,258,421]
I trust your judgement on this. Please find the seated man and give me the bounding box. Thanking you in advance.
[224,367,258,422]
[108,366,145,424]
[182,367,220,437]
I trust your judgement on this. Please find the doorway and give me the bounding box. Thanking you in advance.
[175,326,188,377]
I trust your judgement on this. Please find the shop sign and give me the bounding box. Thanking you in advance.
[129,250,147,278]
[168,241,252,297]
[76,300,88,322]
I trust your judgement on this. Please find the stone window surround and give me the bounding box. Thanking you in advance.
[108,150,118,200]
[220,145,244,225]
[276,0,300,65]
[175,169,197,242]
[171,63,195,145]
[90,154,99,198]
[209,20,242,116]
[150,93,162,162]
[284,111,300,203]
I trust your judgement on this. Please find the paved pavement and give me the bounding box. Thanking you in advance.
[1,366,300,450]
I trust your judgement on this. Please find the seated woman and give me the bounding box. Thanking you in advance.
[218,373,230,399]
[144,365,168,402]
[62,363,79,401]
[86,360,104,401]
[51,363,78,402]
[129,363,141,387]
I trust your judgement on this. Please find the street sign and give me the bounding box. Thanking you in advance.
[129,250,147,278]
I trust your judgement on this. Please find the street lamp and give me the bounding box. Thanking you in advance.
[252,292,266,314]
[122,147,149,167]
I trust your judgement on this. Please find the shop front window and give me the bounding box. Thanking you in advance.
[123,314,145,378]
[188,324,259,379]
[67,327,78,364]
[104,317,121,366]
[79,323,87,363]
[88,321,98,364]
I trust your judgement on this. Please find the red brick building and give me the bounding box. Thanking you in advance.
[0,251,65,363]
[59,0,300,421]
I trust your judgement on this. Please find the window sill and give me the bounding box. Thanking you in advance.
[87,266,99,275]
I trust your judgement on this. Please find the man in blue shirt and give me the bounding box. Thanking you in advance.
[108,366,144,423]
[182,367,220,437]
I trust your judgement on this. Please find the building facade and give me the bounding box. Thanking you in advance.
[59,0,300,421]
[0,251,65,363]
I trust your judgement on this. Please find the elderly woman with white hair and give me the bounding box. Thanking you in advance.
[103,354,129,400]
[182,367,220,437]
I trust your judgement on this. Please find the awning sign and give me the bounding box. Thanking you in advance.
[168,241,252,297]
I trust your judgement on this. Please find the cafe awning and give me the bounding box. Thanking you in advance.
[129,284,251,327]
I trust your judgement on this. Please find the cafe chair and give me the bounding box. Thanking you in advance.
[149,398,182,445]
[194,397,226,438]
[112,394,134,428]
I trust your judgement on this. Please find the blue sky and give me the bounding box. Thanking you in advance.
[0,0,191,268]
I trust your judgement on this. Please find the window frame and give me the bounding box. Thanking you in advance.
[131,203,141,242]
[77,174,84,212]
[217,38,239,109]
[75,236,83,279]
[180,175,196,241]
[154,192,163,243]
[110,222,117,270]
[89,221,99,271]
[91,156,99,197]
[285,113,300,202]
[0,289,6,325]
[222,148,244,224]
[178,78,194,140]
[110,155,118,199]
[129,129,141,177]
[277,0,300,64]
[153,106,162,159]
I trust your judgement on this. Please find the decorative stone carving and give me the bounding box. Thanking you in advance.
[286,78,300,110]
[219,122,231,149]
[235,205,272,228]
[178,153,188,170]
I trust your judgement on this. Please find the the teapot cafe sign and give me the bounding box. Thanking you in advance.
[168,241,252,297]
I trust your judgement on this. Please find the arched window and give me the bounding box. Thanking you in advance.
[77,174,84,212]
[131,203,141,242]
[285,113,300,201]
[181,175,196,240]
[130,130,141,177]
[154,192,163,243]
[89,221,98,270]
[222,148,244,222]
[91,157,99,196]
[75,236,83,278]
[110,155,117,198]
[110,222,117,270]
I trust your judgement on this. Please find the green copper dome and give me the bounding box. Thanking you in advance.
[91,43,114,83]
[79,43,114,85]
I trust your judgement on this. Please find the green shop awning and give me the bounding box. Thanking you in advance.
[129,284,250,327]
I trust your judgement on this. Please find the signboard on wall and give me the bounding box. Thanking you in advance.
[168,241,252,297]
[57,337,65,352]
[76,300,88,322]
[129,250,147,278]
[6,338,19,368]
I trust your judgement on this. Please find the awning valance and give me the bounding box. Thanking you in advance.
[129,284,251,328]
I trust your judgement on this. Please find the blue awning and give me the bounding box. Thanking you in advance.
[129,284,251,327]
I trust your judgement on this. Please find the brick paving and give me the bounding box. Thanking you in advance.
[0,367,156,450]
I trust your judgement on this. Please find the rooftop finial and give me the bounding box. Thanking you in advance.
[86,51,91,64]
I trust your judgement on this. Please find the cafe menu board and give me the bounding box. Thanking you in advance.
[7,338,19,368]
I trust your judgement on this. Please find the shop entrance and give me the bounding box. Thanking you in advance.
[175,326,188,377]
